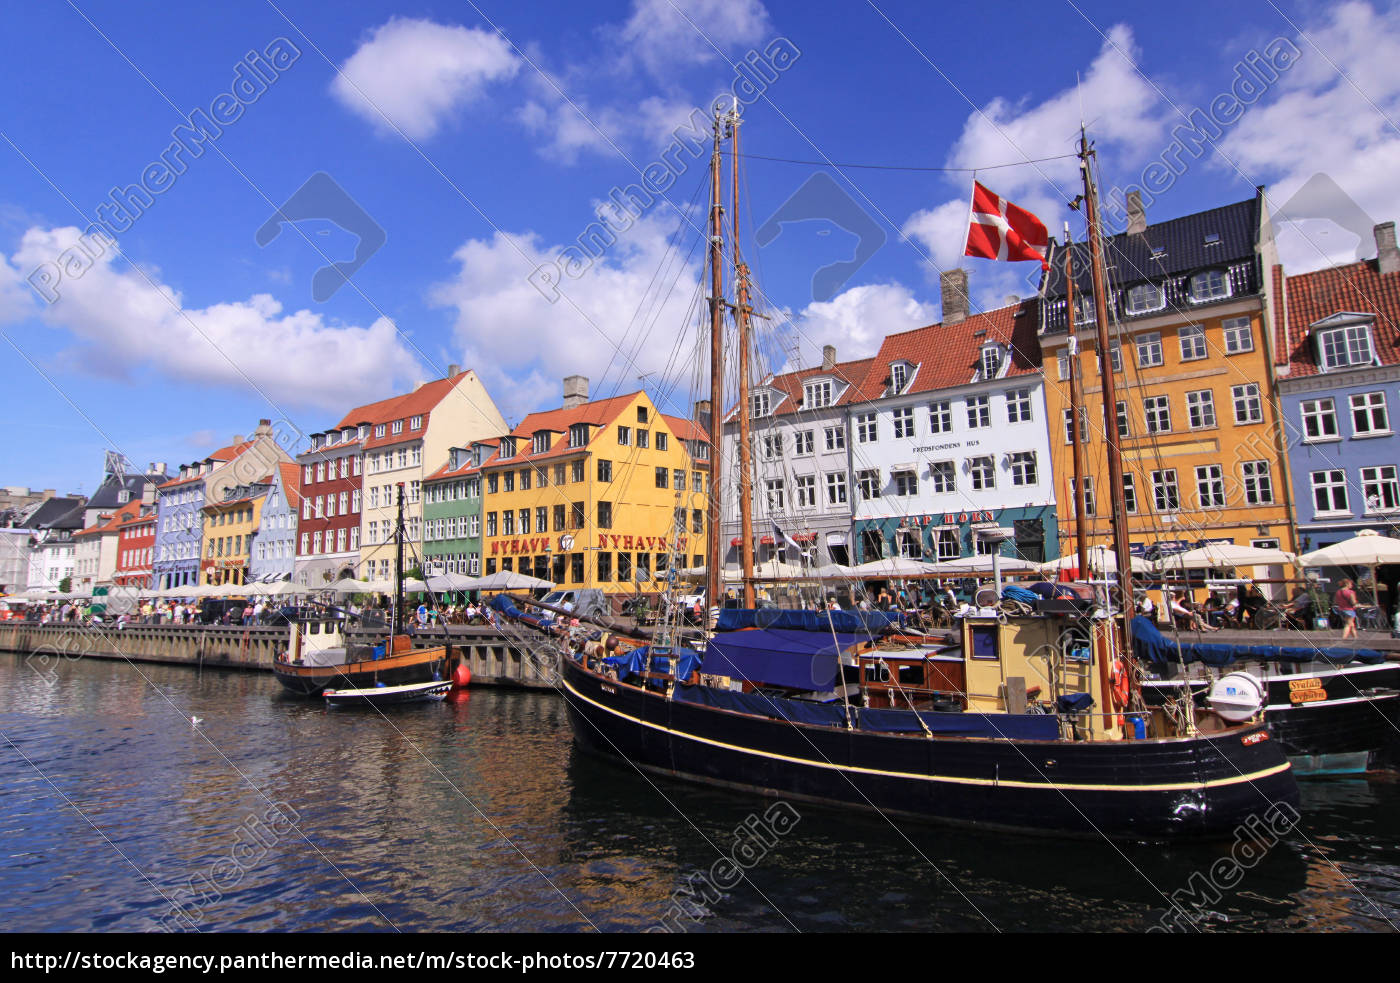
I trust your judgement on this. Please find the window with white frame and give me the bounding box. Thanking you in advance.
[1196,465,1226,508]
[1136,332,1164,368]
[856,413,878,443]
[1189,270,1229,302]
[794,430,814,455]
[1070,476,1096,516]
[1311,469,1349,515]
[1223,316,1253,354]
[1232,384,1264,425]
[1241,460,1274,506]
[890,362,910,394]
[980,346,1002,380]
[750,391,771,418]
[1318,323,1375,371]
[804,380,832,408]
[1363,466,1400,512]
[762,433,782,460]
[1057,352,1071,381]
[825,472,847,505]
[1151,469,1180,511]
[795,475,816,507]
[968,456,994,490]
[1144,395,1172,434]
[1126,282,1164,314]
[929,400,952,433]
[1350,391,1390,435]
[1063,407,1089,444]
[966,395,990,429]
[856,469,881,499]
[893,406,915,438]
[1186,389,1216,429]
[765,480,785,510]
[936,528,960,561]
[1006,388,1032,423]
[893,470,918,496]
[1112,400,1130,439]
[1301,398,1338,440]
[1122,473,1138,513]
[824,425,845,451]
[1179,323,1208,361]
[1009,451,1037,486]
[930,461,955,493]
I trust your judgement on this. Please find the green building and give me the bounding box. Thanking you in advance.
[422,441,494,578]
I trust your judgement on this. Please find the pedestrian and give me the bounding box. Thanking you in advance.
[1334,578,1359,640]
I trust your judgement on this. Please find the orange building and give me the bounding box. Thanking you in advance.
[1039,192,1295,562]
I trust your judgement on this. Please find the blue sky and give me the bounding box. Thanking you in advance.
[3,0,1397,495]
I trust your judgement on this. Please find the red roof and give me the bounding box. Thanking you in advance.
[158,439,258,488]
[425,441,498,482]
[1281,259,1400,378]
[334,372,474,450]
[75,499,143,537]
[277,462,303,511]
[479,393,641,468]
[661,414,710,443]
[730,357,876,422]
[842,300,1041,402]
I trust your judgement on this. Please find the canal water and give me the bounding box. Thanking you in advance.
[1,653,1397,933]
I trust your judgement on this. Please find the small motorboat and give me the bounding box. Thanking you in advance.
[323,678,451,708]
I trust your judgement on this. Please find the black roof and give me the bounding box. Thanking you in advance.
[85,471,162,511]
[1042,195,1260,299]
[24,496,87,530]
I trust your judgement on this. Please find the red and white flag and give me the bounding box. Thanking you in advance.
[964,182,1049,269]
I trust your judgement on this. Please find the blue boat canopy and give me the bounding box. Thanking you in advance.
[700,628,862,690]
[1130,615,1386,667]
[715,608,902,635]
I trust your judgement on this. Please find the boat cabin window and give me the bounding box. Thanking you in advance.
[970,625,999,660]
[308,622,319,635]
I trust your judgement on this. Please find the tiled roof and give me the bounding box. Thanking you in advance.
[76,499,144,537]
[334,372,474,451]
[1043,195,1260,298]
[277,462,303,511]
[842,300,1042,403]
[661,414,710,443]
[158,440,257,488]
[1281,258,1400,378]
[24,496,87,530]
[735,358,875,422]
[425,441,498,482]
[480,393,641,468]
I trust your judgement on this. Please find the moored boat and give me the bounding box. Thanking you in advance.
[324,678,451,707]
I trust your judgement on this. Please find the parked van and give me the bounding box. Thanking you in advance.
[539,589,609,619]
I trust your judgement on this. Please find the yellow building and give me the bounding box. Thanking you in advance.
[201,480,269,586]
[479,379,710,599]
[1040,192,1296,561]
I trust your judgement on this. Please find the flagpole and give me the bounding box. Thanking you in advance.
[1063,230,1091,580]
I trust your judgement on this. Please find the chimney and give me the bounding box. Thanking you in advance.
[694,400,713,438]
[563,375,589,409]
[1376,222,1400,275]
[822,345,836,371]
[447,363,461,377]
[1126,190,1147,236]
[940,268,969,324]
[232,434,245,445]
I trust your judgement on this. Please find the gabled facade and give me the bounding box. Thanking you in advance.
[72,498,144,591]
[477,379,708,597]
[294,424,364,587]
[1039,191,1295,561]
[346,368,508,582]
[1276,221,1400,549]
[113,502,157,588]
[250,462,301,584]
[720,346,873,567]
[201,480,270,586]
[153,420,292,589]
[844,283,1057,564]
[423,441,494,577]
[23,496,86,590]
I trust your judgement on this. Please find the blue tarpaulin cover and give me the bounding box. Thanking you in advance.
[856,706,1061,739]
[700,628,860,691]
[673,683,850,727]
[603,646,703,681]
[1130,615,1385,667]
[714,608,902,635]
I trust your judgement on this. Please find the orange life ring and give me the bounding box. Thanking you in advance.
[1110,659,1130,710]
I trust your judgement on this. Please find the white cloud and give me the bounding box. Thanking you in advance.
[779,283,938,370]
[620,0,772,77]
[331,18,521,140]
[516,94,624,164]
[1218,1,1400,272]
[5,226,425,411]
[429,211,707,421]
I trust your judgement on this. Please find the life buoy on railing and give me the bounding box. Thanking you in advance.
[1110,658,1130,711]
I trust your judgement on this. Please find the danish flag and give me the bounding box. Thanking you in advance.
[964,182,1049,269]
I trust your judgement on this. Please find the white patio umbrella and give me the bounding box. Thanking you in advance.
[426,572,476,592]
[1298,529,1400,567]
[1156,542,1297,572]
[469,570,555,591]
[1040,547,1152,576]
[261,580,305,597]
[931,554,1042,574]
[325,577,370,593]
[848,557,945,578]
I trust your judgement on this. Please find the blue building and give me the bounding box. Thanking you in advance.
[1277,221,1400,550]
[249,462,300,584]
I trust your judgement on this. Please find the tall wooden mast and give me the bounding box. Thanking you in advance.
[704,109,726,621]
[728,103,757,608]
[1079,129,1134,639]
[1063,228,1090,578]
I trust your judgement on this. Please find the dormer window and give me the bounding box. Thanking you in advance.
[1203,233,1221,247]
[325,432,337,446]
[358,424,369,439]
[1126,282,1164,314]
[342,428,355,442]
[534,431,552,455]
[374,424,386,438]
[410,415,423,430]
[117,490,131,504]
[1189,270,1229,302]
[311,434,323,450]
[889,362,914,395]
[1074,296,1096,325]
[979,345,1003,380]
[568,423,590,448]
[391,420,404,434]
[499,437,517,460]
[750,391,771,418]
[804,379,833,408]
[1317,321,1376,372]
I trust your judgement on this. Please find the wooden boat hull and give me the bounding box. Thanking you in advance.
[561,655,1299,841]
[273,646,449,697]
[1143,662,1400,773]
